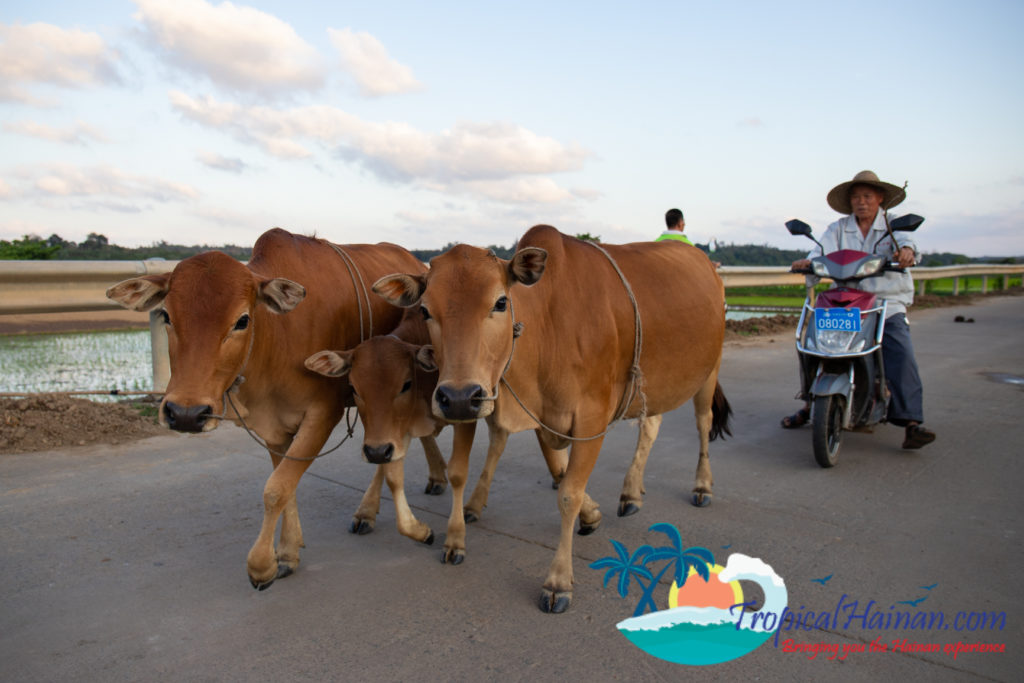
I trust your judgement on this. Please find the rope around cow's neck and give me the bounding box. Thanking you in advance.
[212,242,373,462]
[494,241,647,442]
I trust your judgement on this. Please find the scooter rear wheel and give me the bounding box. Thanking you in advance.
[811,395,844,468]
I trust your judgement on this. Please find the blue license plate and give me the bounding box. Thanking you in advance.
[815,307,861,332]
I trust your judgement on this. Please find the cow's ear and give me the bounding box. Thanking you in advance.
[508,247,547,286]
[414,345,437,373]
[373,273,426,308]
[305,350,353,377]
[106,275,170,311]
[259,278,306,314]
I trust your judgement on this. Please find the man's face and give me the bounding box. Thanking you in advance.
[849,184,884,221]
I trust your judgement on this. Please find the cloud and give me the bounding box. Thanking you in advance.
[170,91,590,202]
[4,164,200,207]
[327,28,422,97]
[0,22,121,103]
[197,150,248,173]
[3,120,108,145]
[0,177,11,199]
[738,117,764,127]
[132,0,325,97]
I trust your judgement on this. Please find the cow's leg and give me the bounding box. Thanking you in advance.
[441,421,477,565]
[382,460,434,544]
[246,421,331,590]
[541,431,605,613]
[691,373,718,507]
[267,437,304,550]
[536,428,568,488]
[351,465,385,535]
[418,435,448,495]
[618,414,663,517]
[463,424,508,523]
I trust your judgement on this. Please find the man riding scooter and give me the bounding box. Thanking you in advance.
[781,170,936,450]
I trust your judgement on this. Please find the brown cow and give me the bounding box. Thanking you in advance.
[105,228,442,589]
[374,225,731,612]
[304,308,570,549]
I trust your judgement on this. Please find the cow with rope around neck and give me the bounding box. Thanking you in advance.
[106,227,446,590]
[374,225,732,613]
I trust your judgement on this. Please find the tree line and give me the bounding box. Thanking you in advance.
[0,232,1017,266]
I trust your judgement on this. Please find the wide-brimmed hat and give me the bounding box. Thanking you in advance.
[827,170,906,214]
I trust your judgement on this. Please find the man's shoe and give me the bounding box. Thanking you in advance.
[903,425,936,449]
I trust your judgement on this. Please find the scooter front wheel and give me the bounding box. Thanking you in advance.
[811,395,844,468]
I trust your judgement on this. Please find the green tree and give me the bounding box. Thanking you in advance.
[0,235,60,260]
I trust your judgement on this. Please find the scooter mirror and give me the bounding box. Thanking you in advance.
[786,219,812,236]
[890,213,924,231]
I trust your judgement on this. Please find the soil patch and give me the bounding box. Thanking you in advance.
[1,395,164,455]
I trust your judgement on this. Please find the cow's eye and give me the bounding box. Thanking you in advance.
[158,310,171,325]
[493,296,508,313]
[400,380,412,394]
[420,305,431,321]
[233,313,250,331]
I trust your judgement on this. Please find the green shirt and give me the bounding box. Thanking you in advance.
[655,231,693,245]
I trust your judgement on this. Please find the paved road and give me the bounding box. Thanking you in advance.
[3,296,1021,681]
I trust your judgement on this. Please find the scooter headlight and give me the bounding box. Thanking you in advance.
[816,330,866,354]
[854,256,885,278]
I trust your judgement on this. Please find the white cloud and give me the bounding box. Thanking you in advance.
[7,164,200,206]
[170,92,590,202]
[327,28,422,97]
[0,22,121,102]
[196,150,248,173]
[0,177,11,199]
[132,0,325,97]
[4,120,108,145]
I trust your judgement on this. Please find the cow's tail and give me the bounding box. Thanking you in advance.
[709,382,733,442]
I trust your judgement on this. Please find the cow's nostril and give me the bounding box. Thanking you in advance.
[363,443,395,464]
[164,401,213,433]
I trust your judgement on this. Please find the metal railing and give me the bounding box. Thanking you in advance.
[3,260,1022,394]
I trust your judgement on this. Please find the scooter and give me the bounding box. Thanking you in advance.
[786,213,923,467]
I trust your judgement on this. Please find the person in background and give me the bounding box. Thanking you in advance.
[656,208,693,245]
[781,170,935,449]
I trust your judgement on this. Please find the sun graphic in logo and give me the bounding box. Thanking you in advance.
[591,524,787,667]
[668,564,744,610]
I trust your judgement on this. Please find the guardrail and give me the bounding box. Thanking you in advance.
[3,260,1022,394]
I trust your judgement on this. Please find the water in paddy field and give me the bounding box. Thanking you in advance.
[0,330,152,399]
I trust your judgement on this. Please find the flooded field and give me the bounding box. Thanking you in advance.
[0,330,151,398]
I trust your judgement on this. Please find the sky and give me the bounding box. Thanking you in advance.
[2,0,1022,257]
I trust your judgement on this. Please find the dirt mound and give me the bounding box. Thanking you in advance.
[725,314,798,340]
[1,395,164,455]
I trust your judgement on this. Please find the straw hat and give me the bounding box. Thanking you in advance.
[827,170,906,214]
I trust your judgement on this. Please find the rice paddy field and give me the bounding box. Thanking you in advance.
[0,330,152,399]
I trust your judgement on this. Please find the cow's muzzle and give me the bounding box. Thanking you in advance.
[434,384,489,421]
[363,443,395,464]
[163,401,214,433]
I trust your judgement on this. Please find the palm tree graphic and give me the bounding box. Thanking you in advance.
[590,523,715,617]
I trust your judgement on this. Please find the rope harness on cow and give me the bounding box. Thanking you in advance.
[495,241,647,442]
[215,242,373,462]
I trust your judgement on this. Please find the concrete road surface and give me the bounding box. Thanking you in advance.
[3,296,1022,681]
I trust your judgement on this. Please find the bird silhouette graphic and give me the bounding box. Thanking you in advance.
[810,574,833,585]
[919,583,938,591]
[896,596,928,607]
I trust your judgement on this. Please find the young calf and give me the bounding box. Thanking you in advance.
[306,311,569,549]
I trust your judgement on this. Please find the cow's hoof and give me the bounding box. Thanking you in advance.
[350,518,375,535]
[577,520,601,536]
[425,480,447,496]
[275,563,294,580]
[463,508,480,523]
[539,588,572,613]
[441,548,465,565]
[691,492,712,507]
[422,531,435,545]
[617,500,641,517]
